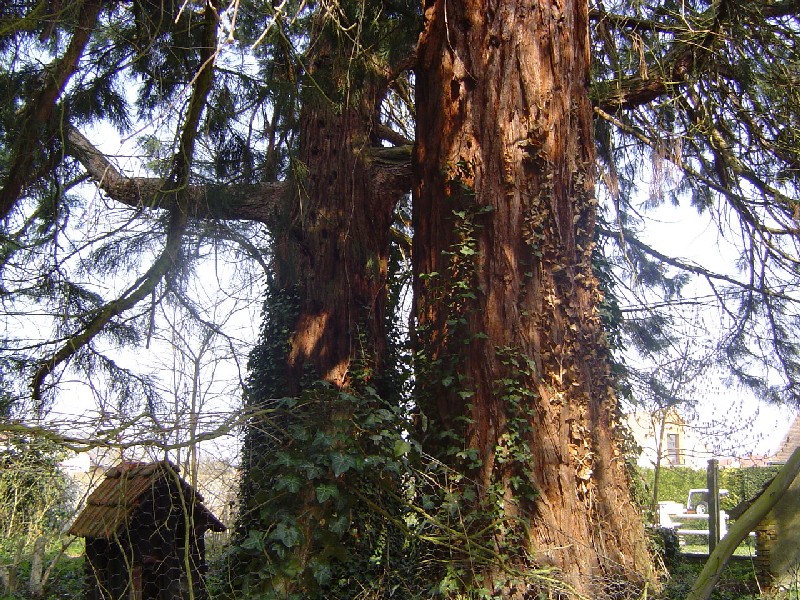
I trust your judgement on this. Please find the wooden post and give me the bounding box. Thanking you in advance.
[707,459,720,553]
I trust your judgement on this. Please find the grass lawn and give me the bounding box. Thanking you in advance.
[681,537,758,557]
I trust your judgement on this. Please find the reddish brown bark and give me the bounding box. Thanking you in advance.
[274,82,398,392]
[234,35,412,595]
[413,0,653,596]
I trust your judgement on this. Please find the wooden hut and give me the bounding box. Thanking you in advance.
[69,461,226,600]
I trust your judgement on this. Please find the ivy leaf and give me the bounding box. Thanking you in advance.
[376,408,394,421]
[316,483,339,503]
[328,514,349,535]
[311,431,333,449]
[240,529,265,551]
[330,452,356,477]
[269,522,300,548]
[274,474,301,493]
[393,439,412,457]
[310,559,332,586]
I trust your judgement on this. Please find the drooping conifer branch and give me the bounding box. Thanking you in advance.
[0,0,103,219]
[31,0,222,407]
[594,105,800,267]
[596,223,797,303]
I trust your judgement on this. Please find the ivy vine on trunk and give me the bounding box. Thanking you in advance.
[230,13,418,599]
[413,0,654,596]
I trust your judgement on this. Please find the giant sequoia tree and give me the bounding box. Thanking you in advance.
[413,0,652,594]
[1,0,799,597]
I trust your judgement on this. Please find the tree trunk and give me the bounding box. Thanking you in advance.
[0,564,15,596]
[233,33,410,597]
[28,536,46,597]
[413,0,653,596]
[275,89,394,394]
[652,411,668,522]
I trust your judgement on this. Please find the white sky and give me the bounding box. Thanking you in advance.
[630,200,798,457]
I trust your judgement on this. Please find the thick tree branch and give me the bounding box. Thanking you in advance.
[592,1,800,112]
[30,226,184,405]
[0,2,49,38]
[65,125,287,223]
[66,126,413,227]
[375,123,413,147]
[762,0,800,18]
[592,41,699,112]
[589,9,682,34]
[0,0,103,219]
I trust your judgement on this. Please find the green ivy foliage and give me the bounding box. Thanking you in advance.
[229,384,423,599]
[227,247,426,597]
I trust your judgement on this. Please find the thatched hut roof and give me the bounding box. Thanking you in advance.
[69,461,225,539]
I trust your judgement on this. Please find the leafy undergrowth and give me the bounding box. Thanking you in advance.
[0,541,84,600]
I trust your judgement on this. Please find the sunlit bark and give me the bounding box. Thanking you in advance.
[413,0,653,595]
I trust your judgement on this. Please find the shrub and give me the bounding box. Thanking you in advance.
[651,526,681,569]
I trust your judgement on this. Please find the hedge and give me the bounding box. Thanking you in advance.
[637,465,782,511]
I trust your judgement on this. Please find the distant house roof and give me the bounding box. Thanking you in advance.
[772,415,800,464]
[69,461,226,539]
